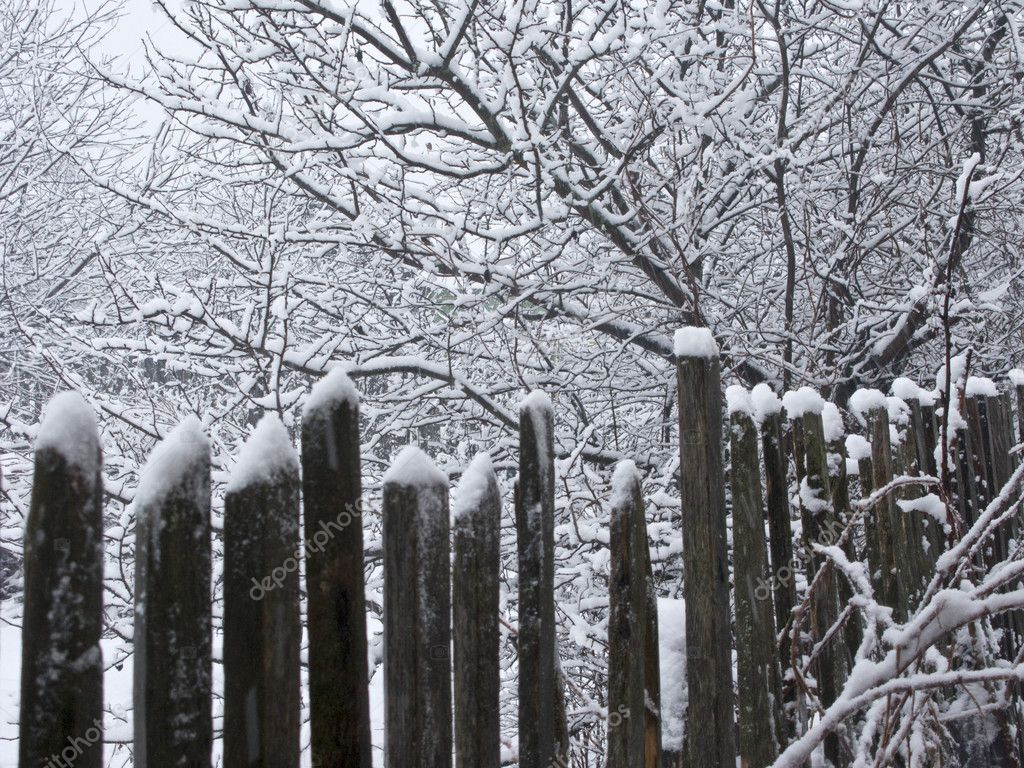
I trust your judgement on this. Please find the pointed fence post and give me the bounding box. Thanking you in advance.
[19,393,104,768]
[133,417,212,768]
[607,461,649,768]
[453,453,502,768]
[674,327,735,768]
[301,370,373,768]
[382,446,452,768]
[516,391,564,768]
[223,415,302,768]
[727,387,782,768]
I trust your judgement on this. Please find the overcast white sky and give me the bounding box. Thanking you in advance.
[57,0,183,67]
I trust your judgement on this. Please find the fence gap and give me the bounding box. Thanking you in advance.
[19,393,104,768]
[133,417,212,768]
[453,452,502,768]
[382,446,453,768]
[223,415,302,768]
[674,327,735,768]
[301,370,373,768]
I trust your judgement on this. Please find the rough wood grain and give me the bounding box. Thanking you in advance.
[515,395,559,768]
[607,463,649,768]
[676,349,735,768]
[453,458,501,768]
[134,436,212,768]
[19,422,104,768]
[730,407,782,768]
[223,463,302,767]
[301,390,373,768]
[383,455,452,768]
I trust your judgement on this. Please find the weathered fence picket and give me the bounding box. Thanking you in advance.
[223,415,302,768]
[382,446,453,768]
[301,370,373,768]
[727,387,782,768]
[788,393,847,767]
[133,417,212,768]
[607,460,650,768]
[674,328,735,768]
[515,391,565,768]
[19,393,104,768]
[452,453,502,768]
[755,384,796,674]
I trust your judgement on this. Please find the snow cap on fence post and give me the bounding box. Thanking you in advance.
[35,390,100,474]
[304,366,359,417]
[673,326,719,359]
[226,413,299,492]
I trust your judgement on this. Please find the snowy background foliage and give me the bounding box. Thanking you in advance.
[1,0,1024,765]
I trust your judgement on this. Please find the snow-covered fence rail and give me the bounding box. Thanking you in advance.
[13,337,1024,768]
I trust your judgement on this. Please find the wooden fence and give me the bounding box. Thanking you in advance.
[13,329,1024,768]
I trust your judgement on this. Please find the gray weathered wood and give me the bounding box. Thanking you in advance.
[828,431,862,668]
[894,406,927,604]
[761,409,796,659]
[223,419,302,768]
[1015,381,1024,459]
[133,419,212,768]
[19,394,104,768]
[867,406,903,616]
[301,376,373,768]
[383,447,452,768]
[641,507,663,768]
[799,409,847,766]
[607,462,649,768]
[515,392,561,768]
[729,405,782,767]
[675,336,735,768]
[453,454,502,768]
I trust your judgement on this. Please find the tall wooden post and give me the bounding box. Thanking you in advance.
[674,327,735,768]
[607,460,649,768]
[134,417,212,768]
[516,391,564,768]
[752,384,796,679]
[785,390,847,766]
[382,446,452,768]
[727,387,782,767]
[453,453,502,768]
[824,405,862,667]
[301,370,372,768]
[223,415,302,768]
[19,393,104,768]
[865,404,907,619]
